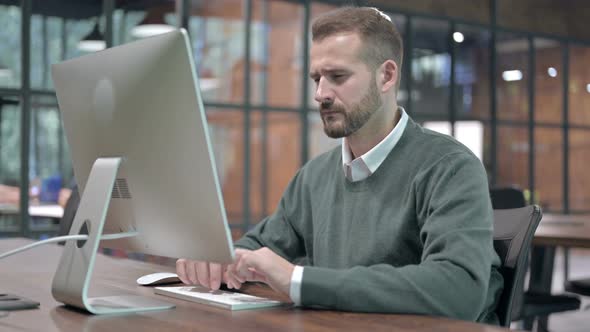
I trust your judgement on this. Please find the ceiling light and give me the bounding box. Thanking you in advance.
[547,67,557,77]
[131,9,175,39]
[587,84,590,93]
[502,70,523,82]
[77,22,106,52]
[453,32,464,43]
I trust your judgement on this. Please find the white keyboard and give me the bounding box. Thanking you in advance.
[154,286,286,311]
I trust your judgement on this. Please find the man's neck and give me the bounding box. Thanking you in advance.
[347,105,401,159]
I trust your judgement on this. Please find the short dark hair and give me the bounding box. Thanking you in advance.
[312,7,404,74]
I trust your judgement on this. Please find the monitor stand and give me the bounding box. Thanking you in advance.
[51,157,174,314]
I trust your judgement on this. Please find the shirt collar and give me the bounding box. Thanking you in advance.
[342,106,408,174]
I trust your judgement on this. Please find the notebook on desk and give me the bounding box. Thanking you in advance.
[154,286,286,311]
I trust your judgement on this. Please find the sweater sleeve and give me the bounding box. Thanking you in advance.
[300,153,502,322]
[234,170,307,263]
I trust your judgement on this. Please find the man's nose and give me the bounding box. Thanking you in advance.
[314,77,334,104]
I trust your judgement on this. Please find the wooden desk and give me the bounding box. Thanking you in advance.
[533,213,590,248]
[0,203,64,219]
[529,213,590,293]
[0,238,509,332]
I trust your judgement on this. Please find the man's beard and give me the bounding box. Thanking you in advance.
[320,78,382,139]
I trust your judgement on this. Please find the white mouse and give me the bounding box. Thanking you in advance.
[136,272,182,286]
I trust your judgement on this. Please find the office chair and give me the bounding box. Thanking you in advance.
[564,277,590,298]
[490,186,527,210]
[493,205,543,326]
[490,187,580,330]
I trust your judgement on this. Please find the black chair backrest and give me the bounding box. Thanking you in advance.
[493,205,542,326]
[490,186,526,209]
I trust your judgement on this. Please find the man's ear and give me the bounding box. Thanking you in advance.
[378,60,398,93]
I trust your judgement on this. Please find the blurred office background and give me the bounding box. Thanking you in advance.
[1,0,590,237]
[0,0,590,268]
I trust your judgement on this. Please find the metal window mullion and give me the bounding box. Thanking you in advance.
[20,0,32,237]
[300,0,310,165]
[241,0,253,233]
[103,0,114,48]
[58,18,67,178]
[0,99,3,178]
[33,99,40,177]
[204,101,300,112]
[404,16,413,116]
[489,0,498,185]
[178,0,190,31]
[261,0,269,218]
[449,21,456,136]
[563,43,570,213]
[528,35,535,203]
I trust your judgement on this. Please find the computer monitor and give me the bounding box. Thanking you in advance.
[50,29,234,314]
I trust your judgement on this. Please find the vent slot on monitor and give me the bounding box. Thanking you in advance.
[111,178,132,199]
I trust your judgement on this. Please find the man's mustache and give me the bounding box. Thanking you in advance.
[319,102,343,113]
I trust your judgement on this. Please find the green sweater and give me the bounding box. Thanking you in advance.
[235,118,503,324]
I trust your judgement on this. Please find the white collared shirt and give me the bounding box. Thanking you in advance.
[289,107,409,305]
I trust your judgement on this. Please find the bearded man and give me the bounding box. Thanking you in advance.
[176,6,503,325]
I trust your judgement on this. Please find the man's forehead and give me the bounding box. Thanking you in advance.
[313,32,360,45]
[309,34,366,73]
[310,33,362,56]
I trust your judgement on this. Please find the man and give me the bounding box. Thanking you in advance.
[177,6,503,324]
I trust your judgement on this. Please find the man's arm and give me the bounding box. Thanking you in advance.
[234,168,308,261]
[234,153,501,321]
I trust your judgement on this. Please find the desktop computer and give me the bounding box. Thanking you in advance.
[51,29,234,314]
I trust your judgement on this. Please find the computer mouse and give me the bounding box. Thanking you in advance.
[136,272,182,286]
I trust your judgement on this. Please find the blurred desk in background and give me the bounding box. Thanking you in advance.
[534,213,590,248]
[0,203,64,219]
[530,213,590,293]
[0,204,64,236]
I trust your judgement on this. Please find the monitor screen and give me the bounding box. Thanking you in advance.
[52,29,234,263]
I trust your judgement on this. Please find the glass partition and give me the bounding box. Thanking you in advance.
[497,125,529,190]
[454,25,491,121]
[250,110,300,223]
[251,0,303,108]
[0,4,21,89]
[189,0,245,104]
[205,108,245,225]
[411,18,450,117]
[496,33,530,122]
[0,96,21,234]
[534,38,563,124]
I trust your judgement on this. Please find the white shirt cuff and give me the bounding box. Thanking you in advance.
[289,265,304,306]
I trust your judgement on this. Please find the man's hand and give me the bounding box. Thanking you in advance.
[175,259,229,290]
[176,247,295,296]
[227,247,295,296]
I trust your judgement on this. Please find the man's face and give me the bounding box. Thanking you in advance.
[309,33,382,138]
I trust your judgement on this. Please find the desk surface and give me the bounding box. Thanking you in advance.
[0,238,509,332]
[0,203,64,219]
[534,213,590,248]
